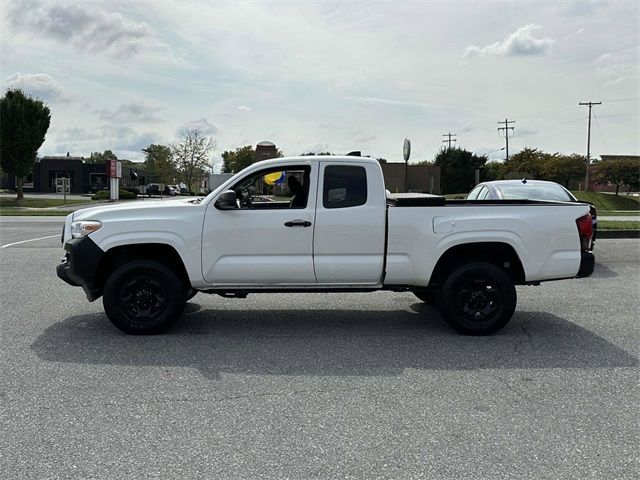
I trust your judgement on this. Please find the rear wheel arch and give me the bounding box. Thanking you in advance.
[428,242,525,288]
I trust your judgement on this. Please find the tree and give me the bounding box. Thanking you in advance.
[482,161,504,182]
[301,152,333,156]
[88,150,118,164]
[0,89,51,199]
[541,153,586,188]
[502,147,548,179]
[142,144,176,184]
[433,147,487,194]
[171,129,215,192]
[594,158,640,195]
[221,145,255,173]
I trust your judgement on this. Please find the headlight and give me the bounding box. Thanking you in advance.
[71,220,102,239]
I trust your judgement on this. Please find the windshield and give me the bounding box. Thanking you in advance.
[495,184,573,202]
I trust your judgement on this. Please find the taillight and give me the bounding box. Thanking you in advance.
[576,214,593,251]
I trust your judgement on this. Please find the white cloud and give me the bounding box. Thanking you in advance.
[463,24,555,58]
[98,101,164,123]
[236,105,252,112]
[4,72,64,100]
[595,47,639,85]
[179,118,218,136]
[6,0,157,57]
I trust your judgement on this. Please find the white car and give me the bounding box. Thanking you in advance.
[58,156,595,335]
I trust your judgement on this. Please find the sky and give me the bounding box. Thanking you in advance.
[2,0,639,170]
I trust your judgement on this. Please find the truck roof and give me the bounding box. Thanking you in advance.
[251,155,382,170]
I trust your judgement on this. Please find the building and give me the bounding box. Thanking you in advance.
[1,155,144,193]
[255,141,279,162]
[380,162,441,194]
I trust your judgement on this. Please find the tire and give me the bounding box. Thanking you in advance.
[103,260,186,334]
[413,290,437,305]
[185,288,198,301]
[438,262,516,335]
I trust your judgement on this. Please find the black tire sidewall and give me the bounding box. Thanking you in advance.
[439,262,516,335]
[103,260,186,334]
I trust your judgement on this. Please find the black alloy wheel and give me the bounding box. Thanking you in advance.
[103,260,186,334]
[438,262,516,335]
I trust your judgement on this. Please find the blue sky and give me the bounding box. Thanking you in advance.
[2,0,638,169]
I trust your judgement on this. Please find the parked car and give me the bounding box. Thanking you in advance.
[467,179,597,246]
[145,183,162,196]
[167,185,180,196]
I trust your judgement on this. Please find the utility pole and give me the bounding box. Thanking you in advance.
[579,101,602,191]
[442,132,457,149]
[497,119,515,161]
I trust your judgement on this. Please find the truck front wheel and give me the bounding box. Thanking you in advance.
[103,260,186,334]
[438,262,516,335]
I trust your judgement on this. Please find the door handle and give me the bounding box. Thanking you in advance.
[284,220,312,227]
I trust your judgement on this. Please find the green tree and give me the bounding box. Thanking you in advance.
[142,144,176,184]
[434,147,487,194]
[502,147,548,179]
[171,129,215,192]
[594,158,640,195]
[88,150,118,164]
[0,89,51,199]
[481,161,504,182]
[541,153,586,188]
[221,145,255,173]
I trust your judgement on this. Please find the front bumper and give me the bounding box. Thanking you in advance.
[576,251,595,278]
[56,236,104,301]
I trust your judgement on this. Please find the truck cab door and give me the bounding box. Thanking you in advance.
[202,163,317,285]
[313,162,386,285]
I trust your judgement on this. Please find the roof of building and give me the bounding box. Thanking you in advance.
[256,141,276,147]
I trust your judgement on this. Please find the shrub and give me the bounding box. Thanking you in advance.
[92,189,137,200]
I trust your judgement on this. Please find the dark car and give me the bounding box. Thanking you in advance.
[467,179,597,246]
[145,183,162,196]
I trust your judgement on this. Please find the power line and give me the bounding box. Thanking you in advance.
[442,132,457,149]
[592,109,608,154]
[497,118,515,161]
[579,101,602,191]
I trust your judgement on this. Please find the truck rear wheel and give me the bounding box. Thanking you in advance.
[103,260,186,334]
[438,262,516,335]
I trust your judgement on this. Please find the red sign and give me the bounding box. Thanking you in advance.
[106,159,121,178]
[106,159,116,178]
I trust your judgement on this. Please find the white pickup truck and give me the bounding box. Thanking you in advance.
[57,155,595,335]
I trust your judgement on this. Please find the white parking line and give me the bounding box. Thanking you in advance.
[1,234,60,249]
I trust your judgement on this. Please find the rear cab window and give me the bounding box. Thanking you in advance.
[323,165,367,209]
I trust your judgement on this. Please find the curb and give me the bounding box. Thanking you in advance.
[598,230,640,239]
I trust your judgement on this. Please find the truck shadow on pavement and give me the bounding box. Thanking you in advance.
[592,261,618,278]
[31,304,637,380]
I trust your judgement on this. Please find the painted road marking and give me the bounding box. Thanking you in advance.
[1,234,60,249]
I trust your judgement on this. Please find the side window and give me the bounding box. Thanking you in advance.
[477,186,489,200]
[467,186,482,200]
[232,166,310,209]
[323,165,367,209]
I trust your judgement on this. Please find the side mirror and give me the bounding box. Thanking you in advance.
[215,190,237,210]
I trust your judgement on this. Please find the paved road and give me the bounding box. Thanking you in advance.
[1,218,638,479]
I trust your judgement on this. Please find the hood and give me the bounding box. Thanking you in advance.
[72,198,200,221]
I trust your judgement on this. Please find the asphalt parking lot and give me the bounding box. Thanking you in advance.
[1,217,638,479]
